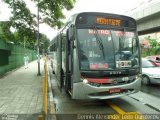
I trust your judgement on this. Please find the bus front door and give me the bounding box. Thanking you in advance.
[65,29,74,93]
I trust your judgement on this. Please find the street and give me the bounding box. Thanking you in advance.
[141,84,160,98]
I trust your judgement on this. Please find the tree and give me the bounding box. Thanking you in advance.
[35,0,76,28]
[142,36,160,56]
[2,0,75,33]
[0,21,15,42]
[1,0,75,48]
[39,33,50,54]
[1,0,37,46]
[148,38,158,48]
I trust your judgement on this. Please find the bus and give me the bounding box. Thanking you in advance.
[49,12,141,99]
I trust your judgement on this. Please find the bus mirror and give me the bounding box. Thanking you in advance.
[67,26,74,41]
[61,33,66,38]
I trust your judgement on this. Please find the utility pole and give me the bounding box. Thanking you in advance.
[24,36,26,48]
[37,0,41,76]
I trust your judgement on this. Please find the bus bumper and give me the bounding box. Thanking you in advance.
[72,78,141,99]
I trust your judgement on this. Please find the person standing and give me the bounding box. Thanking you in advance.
[24,54,29,69]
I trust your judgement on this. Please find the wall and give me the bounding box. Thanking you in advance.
[0,40,37,76]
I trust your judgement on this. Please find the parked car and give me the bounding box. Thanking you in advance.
[145,55,160,66]
[142,58,160,85]
[147,59,160,67]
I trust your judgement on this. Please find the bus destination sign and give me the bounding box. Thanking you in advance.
[96,17,121,26]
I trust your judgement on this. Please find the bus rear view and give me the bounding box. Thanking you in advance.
[50,12,141,99]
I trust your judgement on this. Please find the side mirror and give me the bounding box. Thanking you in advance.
[67,25,74,41]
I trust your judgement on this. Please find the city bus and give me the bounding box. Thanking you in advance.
[49,12,141,99]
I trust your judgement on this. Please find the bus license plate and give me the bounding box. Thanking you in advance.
[109,88,121,93]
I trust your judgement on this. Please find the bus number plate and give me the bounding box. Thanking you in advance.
[109,88,121,93]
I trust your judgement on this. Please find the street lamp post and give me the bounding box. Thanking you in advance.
[37,0,41,76]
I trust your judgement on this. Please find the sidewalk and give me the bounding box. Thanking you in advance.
[0,60,44,118]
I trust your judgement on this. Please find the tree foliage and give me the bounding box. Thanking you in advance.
[0,21,14,42]
[1,0,37,46]
[1,0,75,49]
[142,36,160,56]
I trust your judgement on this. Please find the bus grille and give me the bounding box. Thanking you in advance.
[88,79,136,87]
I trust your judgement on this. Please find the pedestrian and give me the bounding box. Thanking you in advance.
[24,54,29,69]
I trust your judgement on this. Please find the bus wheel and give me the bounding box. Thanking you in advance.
[142,75,150,85]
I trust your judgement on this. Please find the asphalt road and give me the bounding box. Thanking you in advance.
[141,84,160,98]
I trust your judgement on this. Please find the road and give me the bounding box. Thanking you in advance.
[141,84,160,98]
[49,68,160,120]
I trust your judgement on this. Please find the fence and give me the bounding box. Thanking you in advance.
[0,40,37,76]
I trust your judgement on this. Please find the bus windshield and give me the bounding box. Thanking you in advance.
[77,28,140,70]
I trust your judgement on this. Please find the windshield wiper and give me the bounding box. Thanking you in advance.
[91,25,105,58]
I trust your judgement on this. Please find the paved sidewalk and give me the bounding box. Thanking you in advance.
[0,60,44,118]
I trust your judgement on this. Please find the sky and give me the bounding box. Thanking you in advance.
[0,0,147,40]
[65,0,144,16]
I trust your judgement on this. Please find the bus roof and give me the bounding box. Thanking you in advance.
[51,12,136,42]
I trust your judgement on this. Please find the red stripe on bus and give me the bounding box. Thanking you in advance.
[86,78,113,83]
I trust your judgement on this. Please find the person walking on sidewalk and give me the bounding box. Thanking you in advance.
[24,54,29,69]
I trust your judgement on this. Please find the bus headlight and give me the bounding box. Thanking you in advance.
[81,77,89,84]
[83,79,88,84]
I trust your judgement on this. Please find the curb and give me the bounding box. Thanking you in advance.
[47,64,57,120]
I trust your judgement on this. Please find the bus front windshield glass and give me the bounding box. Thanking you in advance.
[77,29,140,70]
